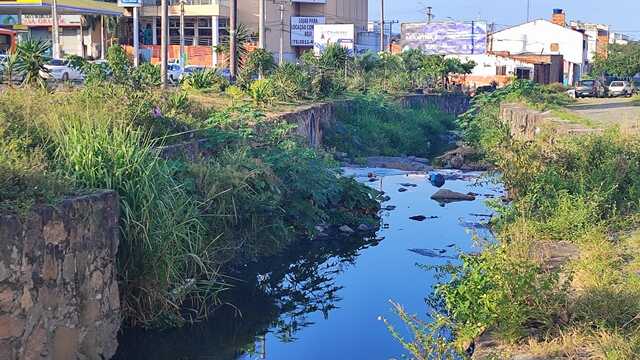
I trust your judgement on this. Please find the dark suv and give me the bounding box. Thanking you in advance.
[575,79,606,98]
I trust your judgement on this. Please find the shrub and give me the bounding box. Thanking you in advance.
[106,44,132,84]
[268,63,310,102]
[325,95,456,157]
[248,78,273,105]
[181,69,230,92]
[131,62,161,88]
[14,38,50,88]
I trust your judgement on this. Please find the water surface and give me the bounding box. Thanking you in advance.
[115,168,501,360]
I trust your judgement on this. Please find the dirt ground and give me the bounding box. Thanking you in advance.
[566,97,640,133]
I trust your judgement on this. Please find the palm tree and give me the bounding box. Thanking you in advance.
[14,38,50,88]
[215,23,254,69]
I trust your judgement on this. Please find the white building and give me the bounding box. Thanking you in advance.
[448,53,535,87]
[610,32,632,45]
[490,16,587,85]
[570,21,609,63]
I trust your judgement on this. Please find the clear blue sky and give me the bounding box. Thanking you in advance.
[369,0,639,38]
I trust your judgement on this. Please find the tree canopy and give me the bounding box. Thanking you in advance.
[591,42,640,78]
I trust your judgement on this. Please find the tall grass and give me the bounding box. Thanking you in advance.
[326,95,456,158]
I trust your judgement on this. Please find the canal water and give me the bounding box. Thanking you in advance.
[115,168,502,360]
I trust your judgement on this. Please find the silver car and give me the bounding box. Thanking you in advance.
[608,81,634,97]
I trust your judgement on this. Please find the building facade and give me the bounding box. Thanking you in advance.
[570,20,610,65]
[134,0,367,66]
[490,10,587,85]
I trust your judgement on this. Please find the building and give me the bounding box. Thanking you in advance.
[242,0,367,61]
[133,0,367,66]
[448,53,535,88]
[570,21,610,72]
[449,52,563,88]
[0,0,121,58]
[610,32,632,45]
[489,9,587,85]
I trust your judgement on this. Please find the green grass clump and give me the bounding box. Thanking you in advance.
[391,81,640,359]
[0,84,380,329]
[325,95,456,158]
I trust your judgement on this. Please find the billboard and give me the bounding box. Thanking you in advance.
[401,21,487,55]
[314,24,355,55]
[291,16,325,47]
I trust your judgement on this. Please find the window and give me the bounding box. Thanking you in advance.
[496,65,507,76]
[550,43,560,52]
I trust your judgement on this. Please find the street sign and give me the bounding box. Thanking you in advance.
[314,24,355,55]
[117,0,141,7]
[291,16,324,47]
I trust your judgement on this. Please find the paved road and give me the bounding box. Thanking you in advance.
[567,97,640,132]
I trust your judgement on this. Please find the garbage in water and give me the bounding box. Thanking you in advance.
[428,172,446,188]
[409,215,438,221]
[408,248,457,259]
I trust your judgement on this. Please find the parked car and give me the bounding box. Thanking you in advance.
[575,79,606,98]
[608,80,634,97]
[167,63,183,84]
[40,59,84,82]
[178,65,206,82]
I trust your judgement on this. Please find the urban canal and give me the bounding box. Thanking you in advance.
[115,167,502,359]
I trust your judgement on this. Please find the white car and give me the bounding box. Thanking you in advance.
[40,59,84,82]
[608,81,634,97]
[178,65,206,83]
[167,63,183,84]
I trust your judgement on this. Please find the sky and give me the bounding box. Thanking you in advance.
[369,0,639,38]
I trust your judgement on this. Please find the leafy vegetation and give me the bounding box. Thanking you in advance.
[0,53,380,329]
[12,38,50,88]
[591,42,640,78]
[325,95,456,158]
[392,81,640,359]
[181,68,230,92]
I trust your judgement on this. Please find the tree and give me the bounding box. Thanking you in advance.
[14,38,50,88]
[216,23,253,69]
[591,42,640,78]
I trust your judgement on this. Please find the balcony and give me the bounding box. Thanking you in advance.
[140,0,227,17]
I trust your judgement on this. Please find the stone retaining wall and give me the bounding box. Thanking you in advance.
[0,191,121,360]
[397,93,471,116]
[500,103,603,141]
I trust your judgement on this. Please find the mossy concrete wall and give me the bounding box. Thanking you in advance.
[0,191,121,360]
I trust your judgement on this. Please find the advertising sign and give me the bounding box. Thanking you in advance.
[291,16,324,47]
[117,0,141,7]
[21,14,81,26]
[314,24,355,55]
[401,21,487,55]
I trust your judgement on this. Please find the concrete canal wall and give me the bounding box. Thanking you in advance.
[159,93,470,159]
[500,103,603,141]
[0,191,121,360]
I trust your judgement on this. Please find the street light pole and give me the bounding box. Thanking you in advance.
[179,0,185,66]
[379,0,384,52]
[161,0,168,88]
[51,0,60,58]
[258,0,265,49]
[229,0,237,79]
[133,6,140,67]
[278,2,284,64]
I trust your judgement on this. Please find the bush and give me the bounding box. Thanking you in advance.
[181,69,230,92]
[248,78,273,105]
[268,63,310,102]
[131,63,161,88]
[325,95,456,158]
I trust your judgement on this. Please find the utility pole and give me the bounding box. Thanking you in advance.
[161,0,168,88]
[51,0,60,58]
[279,3,284,64]
[133,6,140,67]
[379,0,384,52]
[229,0,237,79]
[179,0,185,66]
[100,15,105,59]
[259,0,265,49]
[526,0,531,22]
[426,6,433,23]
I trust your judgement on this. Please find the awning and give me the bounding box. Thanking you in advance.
[0,0,123,16]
